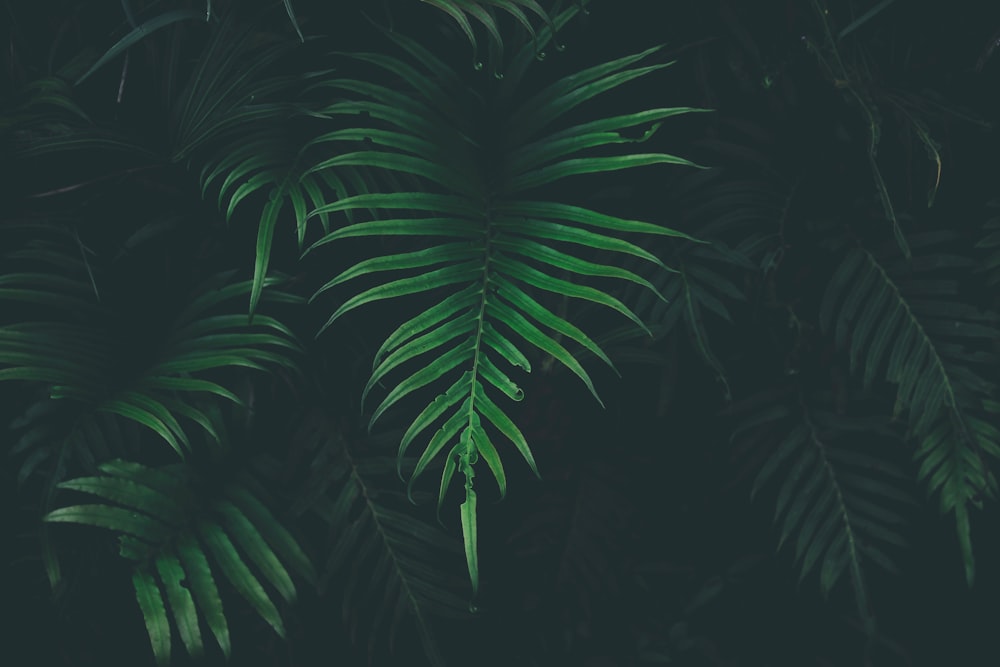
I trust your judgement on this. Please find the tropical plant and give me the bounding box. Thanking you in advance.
[298,11,704,598]
[819,230,1000,587]
[45,456,316,664]
[730,385,917,636]
[4,1,1000,666]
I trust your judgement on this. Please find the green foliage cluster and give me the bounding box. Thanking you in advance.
[3,1,1000,665]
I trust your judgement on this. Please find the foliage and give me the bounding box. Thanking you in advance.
[3,1,1000,666]
[46,456,316,665]
[730,386,917,635]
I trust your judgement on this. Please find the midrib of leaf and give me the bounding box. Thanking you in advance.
[346,451,440,658]
[861,250,962,428]
[465,205,495,462]
[859,249,984,581]
[455,202,498,597]
[801,407,870,627]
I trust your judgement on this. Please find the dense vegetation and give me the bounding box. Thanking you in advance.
[3,1,1000,665]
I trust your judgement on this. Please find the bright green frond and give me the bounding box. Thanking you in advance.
[304,27,700,595]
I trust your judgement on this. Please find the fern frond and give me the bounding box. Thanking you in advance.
[172,18,330,316]
[289,414,467,667]
[628,241,751,401]
[731,388,915,635]
[0,227,298,593]
[45,458,314,664]
[0,225,302,463]
[75,9,205,86]
[303,15,703,594]
[820,234,1000,585]
[617,120,794,399]
[420,0,570,70]
[1,73,91,136]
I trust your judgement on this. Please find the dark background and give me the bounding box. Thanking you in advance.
[3,1,1000,665]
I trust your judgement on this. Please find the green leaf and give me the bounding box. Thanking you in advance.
[460,481,479,596]
[374,285,481,365]
[478,355,523,401]
[319,244,481,292]
[370,342,474,428]
[399,372,474,469]
[100,396,187,457]
[409,399,471,494]
[57,476,181,525]
[157,554,204,658]
[365,313,477,407]
[487,299,602,406]
[493,235,665,297]
[315,262,482,336]
[481,322,531,372]
[471,421,506,499]
[492,274,616,373]
[225,485,316,583]
[508,153,701,192]
[282,0,305,41]
[44,504,171,542]
[473,382,539,478]
[495,217,671,268]
[77,10,203,85]
[215,500,296,603]
[198,521,286,638]
[133,568,172,666]
[177,534,231,658]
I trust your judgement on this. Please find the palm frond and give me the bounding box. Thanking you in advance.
[420,0,574,70]
[0,263,302,459]
[180,18,337,316]
[730,387,916,635]
[0,74,90,131]
[819,233,1000,585]
[301,9,703,594]
[615,119,796,400]
[630,240,751,402]
[1,223,303,592]
[44,458,315,665]
[674,121,796,274]
[76,2,306,88]
[0,221,302,459]
[75,9,205,86]
[289,411,468,667]
[169,19,303,161]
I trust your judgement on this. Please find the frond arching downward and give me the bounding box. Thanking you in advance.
[289,414,468,667]
[176,17,328,317]
[303,13,705,594]
[731,389,916,636]
[820,234,1000,586]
